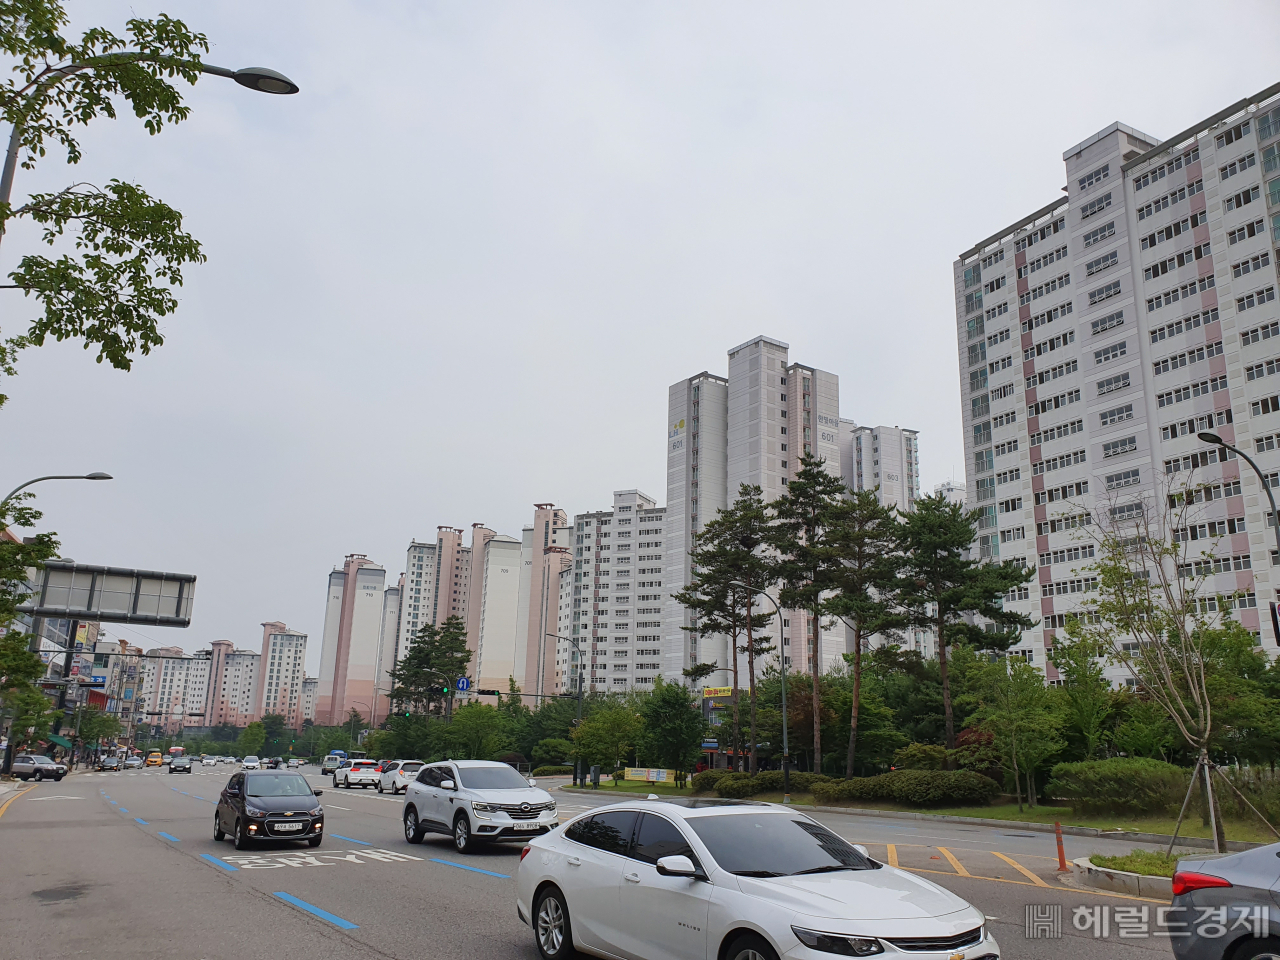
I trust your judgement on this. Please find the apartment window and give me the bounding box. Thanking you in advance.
[992,410,1017,428]
[1267,143,1280,175]
[971,395,989,418]
[1252,396,1280,417]
[999,527,1025,543]
[1097,373,1130,396]
[1018,245,1069,278]
[965,291,982,315]
[1020,272,1071,305]
[994,439,1018,457]
[1035,481,1088,505]
[1025,359,1077,390]
[1095,341,1127,365]
[981,250,1005,269]
[1105,469,1140,489]
[1032,448,1086,475]
[978,534,999,560]
[1140,214,1206,250]
[1078,164,1109,191]
[1237,286,1276,313]
[1039,545,1095,566]
[963,264,982,288]
[1098,404,1133,427]
[1260,105,1280,142]
[969,369,988,393]
[1156,375,1228,408]
[1228,218,1267,244]
[975,477,995,501]
[1153,341,1223,376]
[985,301,1009,322]
[1089,280,1122,305]
[984,276,1006,294]
[1079,192,1112,221]
[1220,153,1257,180]
[996,468,1020,484]
[1085,250,1118,276]
[1242,319,1280,345]
[1150,308,1218,343]
[998,496,1022,514]
[1102,436,1137,459]
[1143,244,1211,281]
[1215,119,1251,149]
[972,420,991,445]
[1137,179,1203,220]
[988,355,1013,374]
[1082,221,1115,247]
[1244,356,1280,382]
[987,328,1010,348]
[1225,184,1260,212]
[1015,216,1066,252]
[973,449,994,474]
[1029,418,1083,446]
[1028,388,1081,418]
[1091,309,1124,336]
[1023,301,1073,334]
[1146,275,1216,313]
[1109,502,1144,522]
[1133,146,1199,191]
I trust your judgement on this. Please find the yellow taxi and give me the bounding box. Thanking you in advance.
[145,750,163,767]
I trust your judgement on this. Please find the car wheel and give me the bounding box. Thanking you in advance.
[376,780,383,793]
[404,806,425,844]
[308,835,322,848]
[725,933,779,960]
[1233,939,1280,960]
[214,813,225,841]
[33,770,42,782]
[533,886,577,960]
[54,775,63,782]
[233,819,251,851]
[453,814,475,853]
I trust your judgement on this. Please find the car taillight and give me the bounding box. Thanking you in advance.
[520,845,532,861]
[1172,872,1232,896]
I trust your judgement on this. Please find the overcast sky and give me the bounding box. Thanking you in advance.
[7,1,1279,673]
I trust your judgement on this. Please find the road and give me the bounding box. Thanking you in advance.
[0,765,1182,960]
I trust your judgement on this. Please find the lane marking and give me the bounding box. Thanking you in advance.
[26,795,82,801]
[885,843,898,868]
[109,800,117,804]
[272,892,359,929]
[937,847,970,877]
[200,854,238,871]
[0,785,35,821]
[327,805,352,811]
[134,818,149,825]
[118,808,129,813]
[328,834,371,845]
[992,851,1050,887]
[159,832,180,842]
[429,858,511,879]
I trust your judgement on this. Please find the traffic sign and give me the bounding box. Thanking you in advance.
[456,677,471,692]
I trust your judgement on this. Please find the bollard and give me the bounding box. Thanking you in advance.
[1055,820,1069,871]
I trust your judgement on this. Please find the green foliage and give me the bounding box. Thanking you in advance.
[74,705,120,744]
[811,769,1001,807]
[1111,696,1176,760]
[388,616,472,716]
[714,769,833,798]
[894,743,947,769]
[531,765,573,777]
[1049,633,1115,759]
[443,702,510,760]
[531,737,575,766]
[968,657,1065,806]
[1089,850,1180,878]
[636,678,706,786]
[236,721,266,758]
[573,704,642,771]
[690,769,729,793]
[1045,758,1189,816]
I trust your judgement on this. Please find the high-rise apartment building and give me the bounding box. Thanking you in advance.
[251,622,307,728]
[138,647,209,735]
[954,83,1280,678]
[203,639,260,728]
[377,577,402,712]
[934,480,966,507]
[517,505,573,697]
[301,676,318,722]
[841,423,921,512]
[474,534,523,691]
[569,491,666,693]
[397,525,494,663]
[315,554,388,725]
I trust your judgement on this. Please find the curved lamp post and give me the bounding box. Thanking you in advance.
[1,472,112,513]
[547,633,586,785]
[728,580,790,804]
[1198,432,1280,560]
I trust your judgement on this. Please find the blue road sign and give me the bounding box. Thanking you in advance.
[456,677,471,692]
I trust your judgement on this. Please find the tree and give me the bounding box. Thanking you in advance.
[681,662,717,686]
[236,721,265,757]
[770,455,850,773]
[0,4,217,408]
[637,678,707,787]
[74,705,120,751]
[532,737,575,766]
[1111,695,1176,760]
[827,488,905,778]
[971,658,1064,809]
[572,705,641,778]
[444,703,510,760]
[388,616,472,716]
[1049,630,1114,759]
[898,493,1035,751]
[673,483,774,773]
[260,713,287,754]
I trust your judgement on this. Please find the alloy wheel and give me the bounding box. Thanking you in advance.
[537,895,564,956]
[454,817,469,852]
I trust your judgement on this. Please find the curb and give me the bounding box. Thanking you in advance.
[555,787,1262,851]
[1071,856,1174,899]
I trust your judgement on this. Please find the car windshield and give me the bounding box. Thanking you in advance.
[245,756,259,762]
[401,762,423,772]
[457,766,530,790]
[686,813,876,877]
[246,774,314,798]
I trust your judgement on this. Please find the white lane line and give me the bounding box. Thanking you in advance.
[327,805,352,811]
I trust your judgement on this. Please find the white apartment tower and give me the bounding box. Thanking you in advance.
[252,622,307,729]
[840,422,922,512]
[572,490,666,692]
[954,83,1280,680]
[474,534,523,691]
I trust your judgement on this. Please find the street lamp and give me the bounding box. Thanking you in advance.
[1,472,112,523]
[348,700,371,748]
[547,633,586,786]
[729,580,791,804]
[1197,432,1280,560]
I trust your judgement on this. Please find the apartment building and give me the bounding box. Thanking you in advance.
[934,480,967,507]
[397,525,494,664]
[568,491,666,693]
[516,505,573,697]
[840,422,922,512]
[474,534,523,691]
[138,646,210,736]
[251,622,307,728]
[315,554,388,725]
[301,676,318,722]
[954,83,1280,680]
[202,639,260,728]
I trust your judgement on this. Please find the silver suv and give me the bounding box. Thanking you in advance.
[402,760,557,853]
[12,754,67,781]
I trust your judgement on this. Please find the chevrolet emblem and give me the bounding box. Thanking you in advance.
[285,812,293,816]
[949,953,964,960]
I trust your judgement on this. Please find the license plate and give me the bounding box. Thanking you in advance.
[273,822,304,832]
[513,822,540,831]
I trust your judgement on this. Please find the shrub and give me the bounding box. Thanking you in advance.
[812,778,881,804]
[1045,758,1188,816]
[717,776,759,798]
[691,769,731,793]
[810,770,999,807]
[531,765,573,778]
[893,743,947,770]
[709,770,833,798]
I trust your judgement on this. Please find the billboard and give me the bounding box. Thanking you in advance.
[18,560,195,627]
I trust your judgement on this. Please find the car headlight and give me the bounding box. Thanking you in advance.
[308,806,323,816]
[472,801,496,812]
[244,805,268,818]
[544,803,556,815]
[792,927,883,957]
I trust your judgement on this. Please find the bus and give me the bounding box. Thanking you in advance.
[168,746,185,757]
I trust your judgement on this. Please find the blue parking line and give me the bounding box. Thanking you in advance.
[272,892,359,930]
[200,854,238,872]
[328,834,370,845]
[429,858,510,879]
[118,808,128,814]
[158,832,180,842]
[108,800,116,804]
[134,818,148,824]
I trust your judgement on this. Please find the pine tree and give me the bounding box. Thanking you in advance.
[388,615,472,717]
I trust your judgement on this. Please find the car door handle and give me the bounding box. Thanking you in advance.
[567,857,581,867]
[624,872,641,883]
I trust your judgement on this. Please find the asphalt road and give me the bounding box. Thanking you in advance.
[0,765,1183,960]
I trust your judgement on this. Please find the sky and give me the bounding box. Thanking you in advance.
[6,1,1279,674]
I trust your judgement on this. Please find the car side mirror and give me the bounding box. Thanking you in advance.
[227,787,240,796]
[853,844,869,857]
[528,778,537,787]
[312,789,323,796]
[440,779,456,791]
[656,855,698,878]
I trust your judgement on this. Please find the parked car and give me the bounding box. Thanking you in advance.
[378,760,425,795]
[1172,842,1280,960]
[96,755,123,771]
[214,770,324,850]
[516,797,999,960]
[403,759,557,854]
[333,759,380,789]
[124,756,143,769]
[168,756,193,774]
[12,754,67,782]
[242,756,261,770]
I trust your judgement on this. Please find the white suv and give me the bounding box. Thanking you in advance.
[242,756,261,770]
[333,759,380,789]
[378,760,424,794]
[402,760,557,853]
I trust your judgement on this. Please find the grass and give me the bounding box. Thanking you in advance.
[1089,850,1180,877]
[563,779,694,796]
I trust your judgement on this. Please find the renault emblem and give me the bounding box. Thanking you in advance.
[521,802,531,812]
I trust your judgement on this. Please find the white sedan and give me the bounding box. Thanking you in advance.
[377,759,424,794]
[515,798,999,960]
[201,756,218,767]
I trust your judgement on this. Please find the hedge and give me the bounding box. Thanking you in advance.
[810,770,1000,807]
[531,765,574,778]
[691,769,732,793]
[1045,758,1188,816]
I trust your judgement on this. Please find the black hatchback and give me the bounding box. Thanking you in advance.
[215,771,324,850]
[168,756,193,773]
